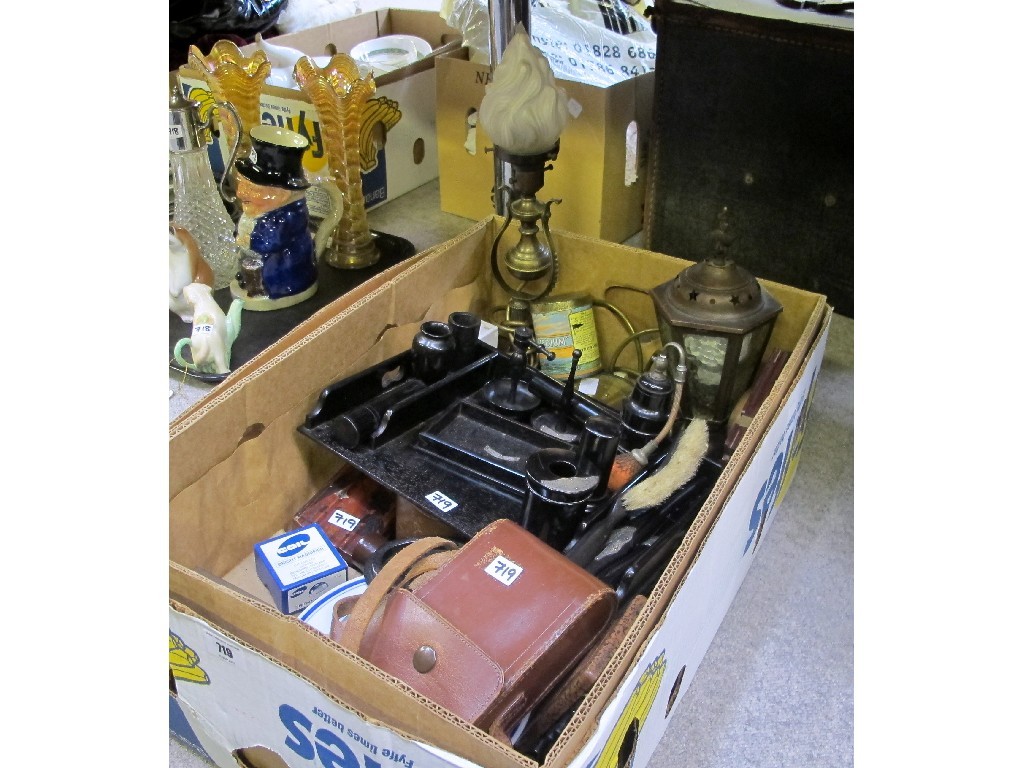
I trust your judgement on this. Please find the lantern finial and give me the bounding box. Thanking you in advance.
[710,206,734,263]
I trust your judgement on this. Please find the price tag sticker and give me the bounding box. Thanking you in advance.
[425,491,458,513]
[327,509,360,532]
[484,556,523,586]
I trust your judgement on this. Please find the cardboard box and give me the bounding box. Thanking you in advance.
[168,691,234,767]
[435,52,655,243]
[177,9,462,213]
[169,218,831,767]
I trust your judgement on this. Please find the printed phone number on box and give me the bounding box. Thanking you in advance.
[532,34,655,61]
[546,51,652,79]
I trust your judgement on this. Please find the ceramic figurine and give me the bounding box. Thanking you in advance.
[173,283,244,375]
[169,224,215,322]
[230,126,329,311]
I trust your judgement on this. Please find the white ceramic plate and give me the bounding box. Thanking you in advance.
[349,34,433,76]
[298,576,367,636]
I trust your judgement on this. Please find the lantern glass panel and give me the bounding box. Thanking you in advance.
[725,322,774,410]
[681,332,728,419]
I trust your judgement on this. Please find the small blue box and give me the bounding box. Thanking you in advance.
[253,524,349,614]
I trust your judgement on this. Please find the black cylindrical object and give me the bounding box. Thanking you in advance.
[619,368,674,451]
[411,321,455,383]
[526,375,606,422]
[332,379,427,448]
[447,311,481,368]
[520,448,600,550]
[576,415,622,498]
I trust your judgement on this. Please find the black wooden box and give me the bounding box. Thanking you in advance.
[643,1,853,316]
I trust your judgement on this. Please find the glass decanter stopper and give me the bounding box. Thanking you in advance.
[168,84,241,289]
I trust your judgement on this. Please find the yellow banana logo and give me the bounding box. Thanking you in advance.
[776,368,820,508]
[359,97,402,172]
[593,651,667,768]
[179,85,218,145]
[169,631,210,685]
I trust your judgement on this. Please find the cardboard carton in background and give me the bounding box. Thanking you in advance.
[169,217,830,768]
[435,51,654,244]
[177,9,462,213]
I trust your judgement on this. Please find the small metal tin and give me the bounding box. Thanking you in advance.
[530,292,602,381]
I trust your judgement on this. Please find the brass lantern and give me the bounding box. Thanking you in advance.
[649,208,783,424]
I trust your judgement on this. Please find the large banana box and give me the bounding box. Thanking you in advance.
[176,8,462,216]
[169,218,831,768]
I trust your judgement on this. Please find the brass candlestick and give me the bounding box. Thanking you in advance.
[294,54,380,270]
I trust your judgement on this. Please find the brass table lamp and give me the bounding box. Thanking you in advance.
[479,25,570,305]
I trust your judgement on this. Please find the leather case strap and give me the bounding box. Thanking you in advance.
[331,537,456,650]
[519,595,647,747]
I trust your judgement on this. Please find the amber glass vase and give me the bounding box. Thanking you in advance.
[294,54,381,269]
[188,41,272,165]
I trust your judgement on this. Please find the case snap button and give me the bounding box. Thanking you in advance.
[413,645,437,673]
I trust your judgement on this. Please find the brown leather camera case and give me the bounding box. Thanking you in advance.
[332,519,617,742]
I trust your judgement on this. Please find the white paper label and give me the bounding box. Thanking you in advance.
[327,509,360,532]
[203,629,240,666]
[485,556,523,586]
[425,490,458,513]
